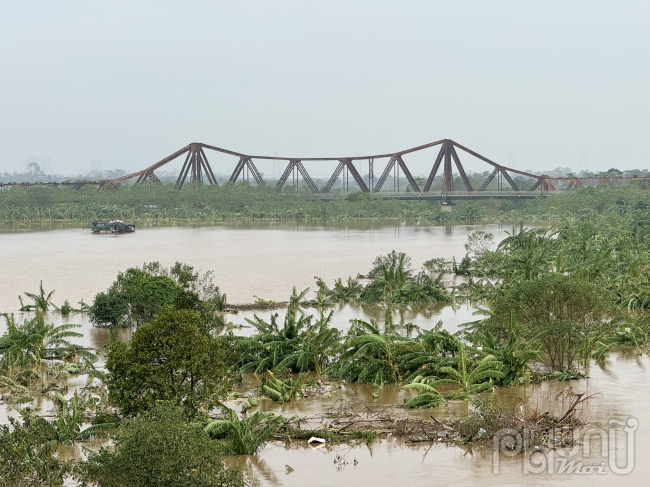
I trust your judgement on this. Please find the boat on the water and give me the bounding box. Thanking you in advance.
[87,220,136,233]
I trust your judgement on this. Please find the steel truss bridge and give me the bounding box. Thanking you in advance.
[3,139,648,199]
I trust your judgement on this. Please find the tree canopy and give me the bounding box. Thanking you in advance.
[488,273,621,370]
[89,262,226,329]
[76,403,242,487]
[106,306,232,416]
[0,415,72,487]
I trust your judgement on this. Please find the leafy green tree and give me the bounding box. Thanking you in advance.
[422,257,450,274]
[106,307,232,416]
[464,230,495,256]
[142,262,228,321]
[90,262,226,329]
[489,274,621,370]
[0,415,73,487]
[90,268,195,327]
[76,403,243,487]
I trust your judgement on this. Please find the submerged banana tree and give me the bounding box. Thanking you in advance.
[20,281,56,312]
[0,314,37,370]
[387,271,450,304]
[3,314,88,364]
[325,315,414,386]
[50,391,114,445]
[204,404,285,455]
[274,310,339,375]
[316,276,363,302]
[402,376,447,409]
[400,321,459,383]
[259,371,306,403]
[592,320,649,361]
[359,251,412,302]
[357,251,450,304]
[239,310,312,374]
[240,309,338,375]
[438,344,505,399]
[403,343,505,406]
[0,314,91,371]
[478,315,538,385]
[288,286,309,308]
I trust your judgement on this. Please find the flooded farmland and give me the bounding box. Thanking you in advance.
[1,222,647,486]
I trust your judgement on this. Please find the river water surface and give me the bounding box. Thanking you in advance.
[0,222,648,486]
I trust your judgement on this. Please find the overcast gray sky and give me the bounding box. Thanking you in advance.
[0,1,648,177]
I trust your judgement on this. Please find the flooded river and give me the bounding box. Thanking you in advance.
[0,222,648,486]
[0,221,507,309]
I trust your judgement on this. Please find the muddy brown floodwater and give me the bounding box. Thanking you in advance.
[225,350,650,486]
[0,222,648,486]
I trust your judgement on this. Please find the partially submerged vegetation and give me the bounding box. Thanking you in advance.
[2,194,650,484]
[0,313,92,373]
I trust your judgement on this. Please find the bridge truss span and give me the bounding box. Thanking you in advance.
[98,138,645,199]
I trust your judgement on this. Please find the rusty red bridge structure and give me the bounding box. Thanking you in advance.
[4,139,648,198]
[107,138,555,200]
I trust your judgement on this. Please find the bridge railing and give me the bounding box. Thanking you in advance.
[443,190,553,197]
[310,190,553,199]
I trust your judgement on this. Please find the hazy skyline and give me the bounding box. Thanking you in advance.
[1,1,648,178]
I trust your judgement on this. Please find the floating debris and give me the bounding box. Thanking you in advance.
[307,437,326,444]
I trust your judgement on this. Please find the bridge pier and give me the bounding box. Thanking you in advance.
[441,201,456,212]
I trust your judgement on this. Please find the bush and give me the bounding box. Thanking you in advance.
[106,306,232,416]
[76,403,243,487]
[0,415,73,486]
[489,274,621,370]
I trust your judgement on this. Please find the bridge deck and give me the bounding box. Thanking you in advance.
[312,191,546,201]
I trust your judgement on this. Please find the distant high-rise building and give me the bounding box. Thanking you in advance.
[90,159,103,173]
[40,156,52,175]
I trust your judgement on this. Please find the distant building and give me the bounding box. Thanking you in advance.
[90,159,103,173]
[40,156,52,175]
